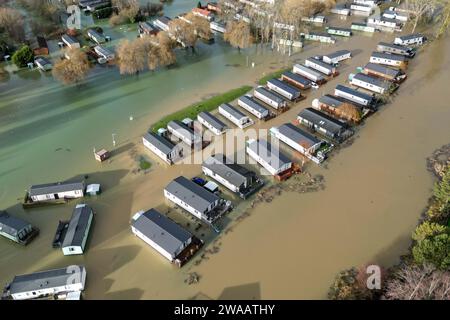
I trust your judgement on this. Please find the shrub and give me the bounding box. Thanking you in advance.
[12,45,33,67]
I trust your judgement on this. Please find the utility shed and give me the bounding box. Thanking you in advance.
[61,204,94,256]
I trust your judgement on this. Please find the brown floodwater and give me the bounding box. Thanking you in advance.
[1,26,449,299]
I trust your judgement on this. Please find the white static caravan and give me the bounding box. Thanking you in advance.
[351,73,392,94]
[370,51,408,68]
[367,16,403,31]
[153,16,171,32]
[326,26,353,37]
[238,95,270,120]
[218,103,254,129]
[305,58,336,76]
[61,204,94,256]
[353,0,379,7]
[394,34,427,46]
[270,123,322,156]
[322,50,352,65]
[334,84,374,107]
[6,265,86,300]
[0,211,36,245]
[382,10,408,22]
[246,139,292,176]
[331,7,351,16]
[61,34,80,49]
[131,208,193,262]
[35,57,52,71]
[197,111,228,136]
[94,45,115,61]
[167,120,202,147]
[210,21,226,33]
[87,29,106,44]
[377,42,415,58]
[302,32,336,44]
[254,86,287,110]
[266,78,301,101]
[350,3,373,13]
[301,15,326,24]
[351,22,376,33]
[29,181,85,202]
[143,132,181,164]
[292,64,325,83]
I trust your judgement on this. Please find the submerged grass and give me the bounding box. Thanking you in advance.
[257,68,290,85]
[151,85,252,132]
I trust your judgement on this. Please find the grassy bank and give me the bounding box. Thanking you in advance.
[258,68,290,85]
[151,85,252,132]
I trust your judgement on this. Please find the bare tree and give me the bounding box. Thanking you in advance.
[0,7,25,43]
[116,39,147,75]
[52,48,91,85]
[169,18,198,48]
[112,0,140,24]
[155,32,177,66]
[224,20,254,51]
[404,0,438,32]
[186,12,213,40]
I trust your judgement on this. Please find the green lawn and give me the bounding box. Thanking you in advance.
[151,85,253,132]
[258,68,290,85]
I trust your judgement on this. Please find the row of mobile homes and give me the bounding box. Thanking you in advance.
[143,132,181,165]
[164,176,224,223]
[335,84,374,107]
[301,32,336,44]
[351,22,376,33]
[382,10,408,22]
[192,7,214,21]
[0,211,38,245]
[87,29,106,44]
[246,139,292,176]
[363,63,406,83]
[377,42,415,58]
[305,58,337,76]
[370,51,408,68]
[202,154,262,198]
[270,123,323,158]
[266,79,301,101]
[61,204,93,256]
[29,181,85,203]
[218,103,254,129]
[131,208,201,266]
[238,95,270,119]
[138,21,158,37]
[394,34,426,46]
[323,50,352,65]
[301,15,327,24]
[197,111,228,135]
[297,108,347,141]
[167,120,202,147]
[254,86,288,110]
[94,45,115,61]
[350,3,373,14]
[293,64,326,84]
[35,57,52,71]
[312,95,362,123]
[351,73,393,94]
[367,16,403,31]
[62,34,80,49]
[153,16,172,31]
[326,26,352,37]
[331,6,351,16]
[210,21,226,33]
[281,71,311,89]
[4,265,86,300]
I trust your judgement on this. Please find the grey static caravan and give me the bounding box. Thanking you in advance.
[334,84,374,107]
[363,63,406,83]
[61,34,80,49]
[218,103,254,129]
[370,51,408,68]
[61,204,94,256]
[377,42,415,58]
[197,111,228,135]
[367,16,403,31]
[0,211,38,245]
[326,26,353,37]
[351,22,376,33]
[254,86,288,110]
[350,3,373,13]
[305,58,337,76]
[281,71,311,89]
[266,78,302,101]
[246,139,292,176]
[153,16,172,32]
[4,265,86,300]
[351,73,392,94]
[330,7,351,16]
[143,132,181,164]
[394,34,427,46]
[237,95,270,120]
[302,32,336,44]
[382,10,408,22]
[138,21,158,36]
[94,45,115,61]
[322,50,352,65]
[270,123,323,156]
[167,120,202,146]
[297,107,347,140]
[35,57,52,71]
[87,29,106,44]
[29,181,85,202]
[292,64,326,84]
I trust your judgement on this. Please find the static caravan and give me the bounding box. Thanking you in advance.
[94,45,115,61]
[370,51,408,68]
[367,16,403,31]
[29,181,85,202]
[292,64,326,83]
[218,103,254,129]
[246,139,292,176]
[305,58,336,76]
[266,78,301,101]
[270,123,322,156]
[377,42,415,58]
[302,32,336,44]
[335,84,374,107]
[331,7,351,16]
[192,7,213,21]
[143,132,181,164]
[312,94,362,122]
[281,71,311,89]
[350,3,373,13]
[322,50,352,65]
[0,211,37,245]
[35,57,52,71]
[326,26,352,37]
[382,10,408,22]
[87,29,106,44]
[353,0,379,6]
[363,63,406,83]
[210,21,226,33]
[237,95,270,120]
[153,16,171,31]
[62,34,80,49]
[297,108,346,140]
[167,120,202,147]
[351,22,376,33]
[351,73,392,94]
[131,208,195,263]
[301,15,326,24]
[394,34,427,46]
[61,204,93,256]
[138,21,158,36]
[254,86,287,110]
[197,111,228,135]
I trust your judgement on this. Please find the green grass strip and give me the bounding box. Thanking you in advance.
[257,68,290,85]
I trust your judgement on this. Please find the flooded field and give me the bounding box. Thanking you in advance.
[1,1,450,300]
